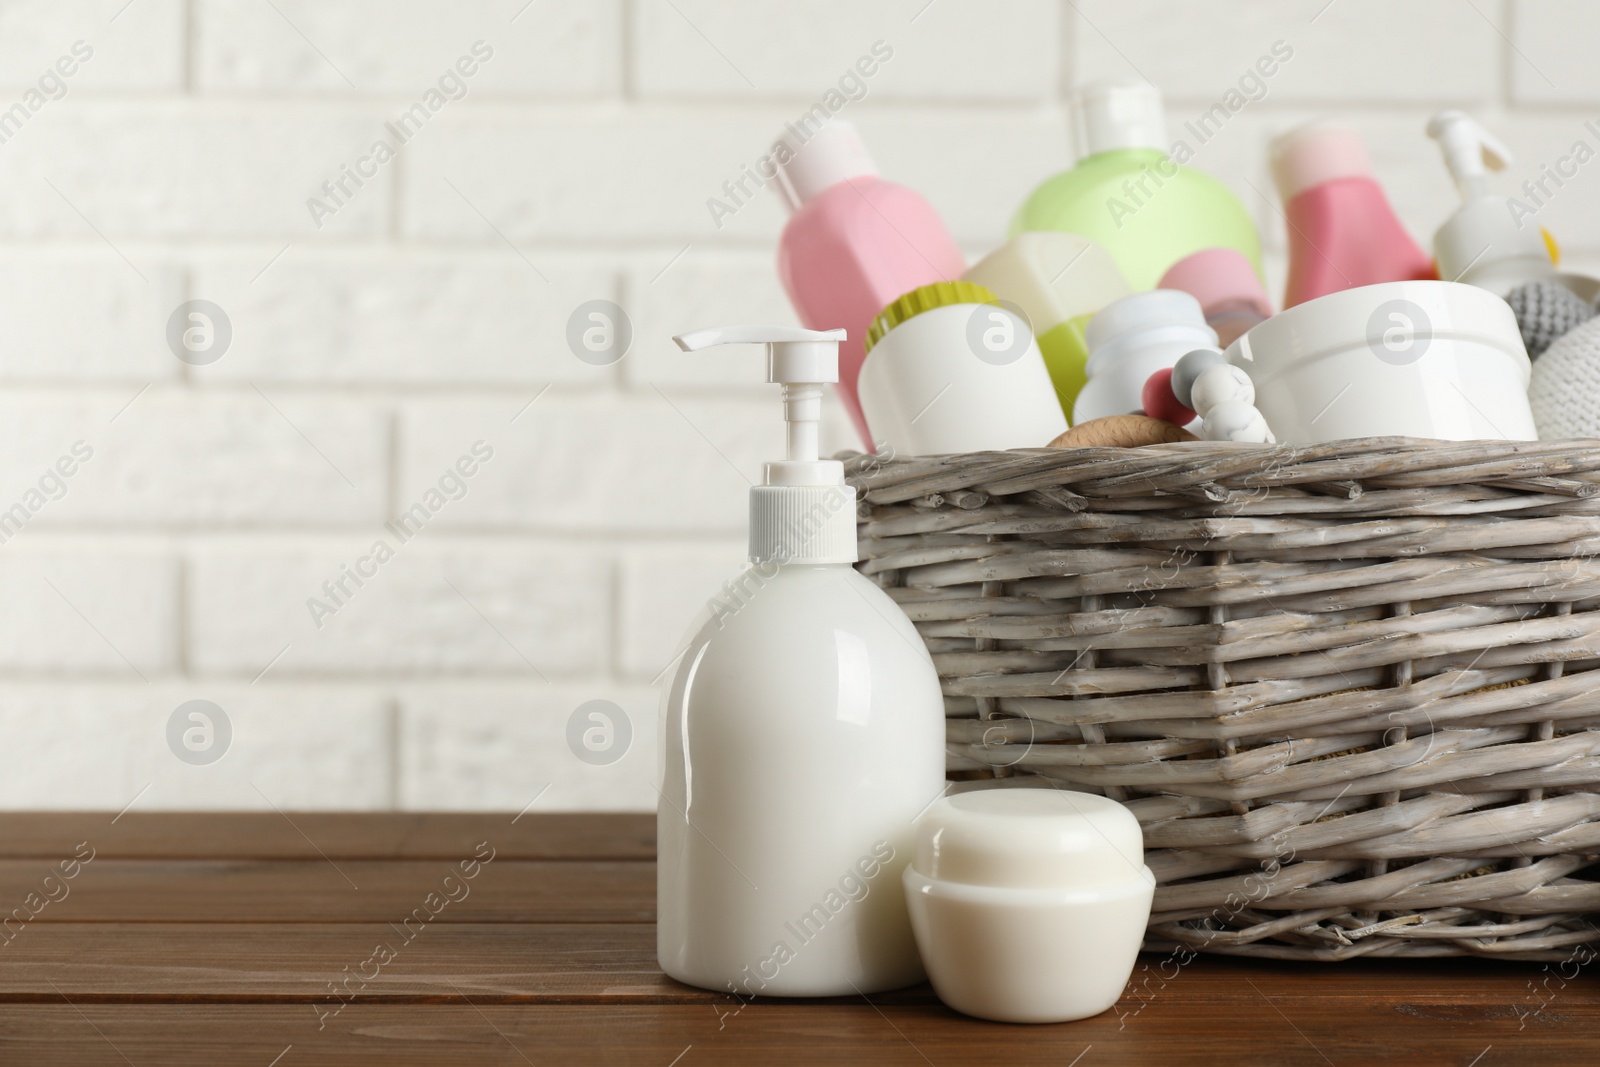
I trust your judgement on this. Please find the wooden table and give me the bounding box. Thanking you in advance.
[0,812,1593,1065]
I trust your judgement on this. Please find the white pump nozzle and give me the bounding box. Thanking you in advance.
[1427,110,1512,202]
[673,324,848,487]
[673,324,857,566]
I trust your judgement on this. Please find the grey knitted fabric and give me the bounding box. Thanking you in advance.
[1506,279,1597,359]
[1530,314,1600,437]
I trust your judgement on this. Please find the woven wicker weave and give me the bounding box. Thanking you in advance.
[845,437,1600,961]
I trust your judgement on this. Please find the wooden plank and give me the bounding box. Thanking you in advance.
[0,922,1570,1007]
[0,812,654,861]
[0,814,1588,1063]
[0,860,653,923]
[0,923,695,1001]
[3,985,1594,1067]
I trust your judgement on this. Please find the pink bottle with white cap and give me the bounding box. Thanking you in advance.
[774,121,965,449]
[1271,121,1436,309]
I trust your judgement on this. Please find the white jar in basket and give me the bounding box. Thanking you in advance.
[1225,279,1537,444]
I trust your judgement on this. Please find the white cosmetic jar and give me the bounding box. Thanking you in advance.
[902,788,1154,1024]
[1226,279,1536,444]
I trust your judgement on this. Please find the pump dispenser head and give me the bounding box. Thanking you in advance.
[1074,79,1165,158]
[674,324,858,565]
[1425,110,1553,295]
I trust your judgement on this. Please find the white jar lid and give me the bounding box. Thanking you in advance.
[910,788,1148,892]
[1228,278,1529,386]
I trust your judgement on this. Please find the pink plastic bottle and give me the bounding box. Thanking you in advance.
[1157,248,1274,348]
[774,122,965,449]
[1271,122,1436,309]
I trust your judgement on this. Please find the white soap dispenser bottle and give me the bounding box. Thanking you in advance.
[657,324,945,998]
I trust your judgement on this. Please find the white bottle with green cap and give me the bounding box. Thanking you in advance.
[658,323,944,998]
[858,280,1068,454]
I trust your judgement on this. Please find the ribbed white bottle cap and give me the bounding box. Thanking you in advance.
[1074,79,1166,157]
[749,483,857,565]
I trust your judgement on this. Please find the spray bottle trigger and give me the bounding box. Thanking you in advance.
[1427,111,1513,199]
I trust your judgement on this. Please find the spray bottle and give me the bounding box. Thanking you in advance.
[1427,111,1571,296]
[657,324,944,997]
[1427,110,1599,358]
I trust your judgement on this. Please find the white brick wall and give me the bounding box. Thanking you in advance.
[5,0,1596,812]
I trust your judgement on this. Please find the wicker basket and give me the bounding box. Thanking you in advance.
[845,437,1600,961]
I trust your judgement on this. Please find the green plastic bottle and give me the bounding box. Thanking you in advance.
[1012,79,1264,293]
